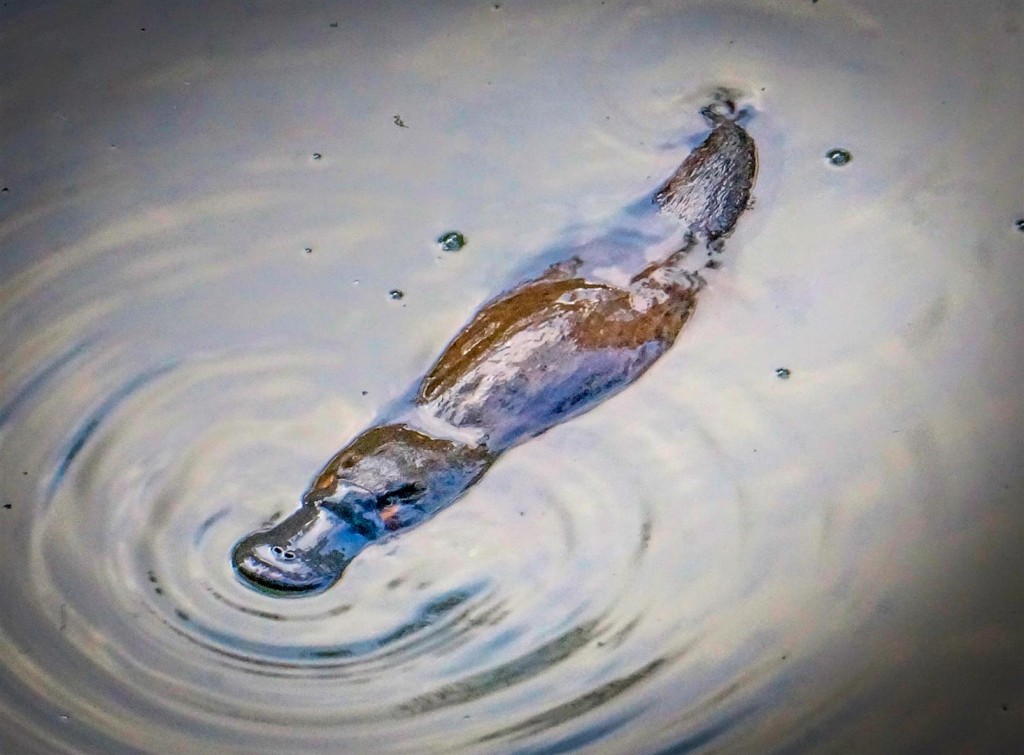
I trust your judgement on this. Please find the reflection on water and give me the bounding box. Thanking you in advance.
[1,1,1021,753]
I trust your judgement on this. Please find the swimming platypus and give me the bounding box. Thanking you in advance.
[232,97,757,596]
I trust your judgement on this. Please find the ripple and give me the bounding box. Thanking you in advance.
[4,1,1015,751]
[0,109,761,752]
[2,324,750,749]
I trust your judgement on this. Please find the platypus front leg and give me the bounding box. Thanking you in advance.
[540,255,584,281]
[627,234,706,313]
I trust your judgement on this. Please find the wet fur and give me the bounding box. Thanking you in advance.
[232,100,758,596]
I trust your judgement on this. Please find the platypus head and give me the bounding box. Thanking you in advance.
[231,482,383,597]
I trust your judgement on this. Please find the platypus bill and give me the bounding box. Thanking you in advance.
[232,97,757,596]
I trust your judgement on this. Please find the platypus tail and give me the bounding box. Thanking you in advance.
[654,92,758,246]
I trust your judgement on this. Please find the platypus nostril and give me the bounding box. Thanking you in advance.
[231,503,371,596]
[232,547,335,596]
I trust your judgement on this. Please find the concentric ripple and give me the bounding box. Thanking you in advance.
[1,331,757,752]
[3,1,1021,753]
[0,162,753,747]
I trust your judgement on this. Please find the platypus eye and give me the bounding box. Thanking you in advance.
[382,482,425,505]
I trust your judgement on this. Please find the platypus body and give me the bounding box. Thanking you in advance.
[232,98,757,596]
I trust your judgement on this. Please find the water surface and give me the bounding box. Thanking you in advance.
[1,1,1021,753]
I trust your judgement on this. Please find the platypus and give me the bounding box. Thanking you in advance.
[232,97,757,596]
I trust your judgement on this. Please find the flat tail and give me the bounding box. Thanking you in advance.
[654,96,758,246]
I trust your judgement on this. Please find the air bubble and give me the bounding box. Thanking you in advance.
[775,367,791,379]
[389,289,405,300]
[826,148,852,167]
[438,231,466,252]
[304,247,312,254]
[1015,218,1024,232]
[312,152,322,160]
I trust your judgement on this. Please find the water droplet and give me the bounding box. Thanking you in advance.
[389,289,405,300]
[826,148,852,167]
[1015,218,1024,232]
[437,231,466,252]
[775,367,791,379]
[312,152,322,160]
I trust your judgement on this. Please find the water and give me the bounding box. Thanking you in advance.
[824,148,851,167]
[1,1,1022,753]
[438,231,467,252]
